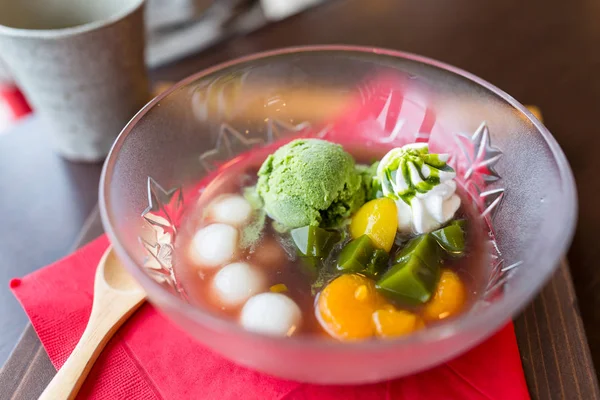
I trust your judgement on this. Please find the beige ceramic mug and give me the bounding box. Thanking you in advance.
[0,0,150,162]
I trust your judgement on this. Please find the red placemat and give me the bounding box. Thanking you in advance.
[10,235,529,400]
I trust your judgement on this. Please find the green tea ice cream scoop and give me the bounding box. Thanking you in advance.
[257,139,365,229]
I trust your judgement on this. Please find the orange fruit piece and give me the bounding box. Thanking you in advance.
[422,269,466,321]
[270,283,288,293]
[372,308,424,338]
[350,198,398,252]
[316,274,386,340]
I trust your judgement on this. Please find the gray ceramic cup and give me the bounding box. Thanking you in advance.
[0,0,150,162]
[0,58,13,86]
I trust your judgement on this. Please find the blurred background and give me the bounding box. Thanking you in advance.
[0,0,326,131]
[1,0,600,398]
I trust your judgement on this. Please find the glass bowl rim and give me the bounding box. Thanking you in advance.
[99,45,577,353]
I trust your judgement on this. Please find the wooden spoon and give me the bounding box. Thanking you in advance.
[39,247,147,400]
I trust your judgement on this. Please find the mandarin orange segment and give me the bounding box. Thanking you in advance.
[316,274,386,340]
[422,269,466,322]
[270,283,288,293]
[372,309,424,338]
[350,198,398,252]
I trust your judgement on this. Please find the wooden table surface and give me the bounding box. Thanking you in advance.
[1,0,600,398]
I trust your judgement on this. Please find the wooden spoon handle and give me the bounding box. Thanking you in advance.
[39,295,145,400]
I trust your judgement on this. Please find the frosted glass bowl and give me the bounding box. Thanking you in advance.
[99,46,577,384]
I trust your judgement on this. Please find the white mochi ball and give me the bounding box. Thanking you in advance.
[189,223,238,269]
[240,293,302,337]
[209,195,253,227]
[212,262,265,308]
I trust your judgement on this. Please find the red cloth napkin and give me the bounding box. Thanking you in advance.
[11,235,529,400]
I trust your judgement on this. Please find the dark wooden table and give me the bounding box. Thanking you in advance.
[1,0,600,398]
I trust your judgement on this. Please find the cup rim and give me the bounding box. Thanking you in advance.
[100,45,578,355]
[0,0,144,39]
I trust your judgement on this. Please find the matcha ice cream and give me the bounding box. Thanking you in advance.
[257,139,366,229]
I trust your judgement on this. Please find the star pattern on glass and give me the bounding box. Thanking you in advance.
[483,260,523,300]
[199,123,265,172]
[479,188,505,221]
[375,91,406,144]
[455,122,503,181]
[463,181,506,222]
[477,198,518,302]
[140,235,172,272]
[450,122,520,302]
[140,177,185,295]
[142,177,184,236]
[315,124,333,139]
[357,82,376,105]
[461,182,513,300]
[266,118,311,142]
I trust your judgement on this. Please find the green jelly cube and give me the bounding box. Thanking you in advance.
[377,250,441,305]
[299,256,322,278]
[432,220,466,256]
[337,235,375,273]
[393,234,440,270]
[291,225,341,257]
[364,249,389,279]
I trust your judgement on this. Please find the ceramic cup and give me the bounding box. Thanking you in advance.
[0,0,150,162]
[0,58,13,86]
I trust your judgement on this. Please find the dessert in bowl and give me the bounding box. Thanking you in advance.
[99,46,576,383]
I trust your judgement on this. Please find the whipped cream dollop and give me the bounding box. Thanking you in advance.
[376,143,461,234]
